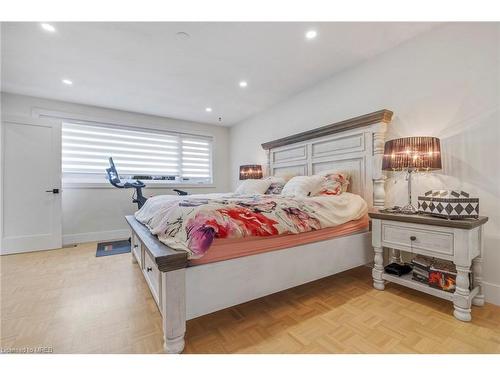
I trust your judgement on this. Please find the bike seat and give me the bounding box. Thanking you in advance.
[124,180,146,188]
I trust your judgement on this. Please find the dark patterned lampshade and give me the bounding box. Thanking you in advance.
[239,164,263,180]
[382,137,442,171]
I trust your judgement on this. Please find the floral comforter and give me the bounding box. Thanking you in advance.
[135,192,367,259]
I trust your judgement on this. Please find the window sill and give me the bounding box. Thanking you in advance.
[62,180,216,189]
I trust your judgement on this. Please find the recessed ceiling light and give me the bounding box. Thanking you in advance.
[239,81,248,88]
[205,107,212,112]
[305,30,317,40]
[41,23,56,33]
[62,79,73,85]
[175,31,191,40]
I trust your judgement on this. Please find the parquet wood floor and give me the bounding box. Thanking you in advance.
[1,242,499,353]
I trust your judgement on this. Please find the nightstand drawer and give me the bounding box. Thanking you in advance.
[382,223,454,256]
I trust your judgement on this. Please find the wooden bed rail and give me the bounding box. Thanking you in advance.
[126,215,188,271]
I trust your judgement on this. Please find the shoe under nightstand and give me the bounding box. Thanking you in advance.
[368,211,488,322]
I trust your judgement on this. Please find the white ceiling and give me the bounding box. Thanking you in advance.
[1,22,438,126]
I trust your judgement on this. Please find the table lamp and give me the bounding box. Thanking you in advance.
[382,136,442,214]
[239,164,263,180]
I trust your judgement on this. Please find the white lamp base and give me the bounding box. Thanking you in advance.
[399,169,418,215]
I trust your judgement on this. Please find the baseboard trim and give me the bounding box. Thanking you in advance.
[62,229,130,246]
[483,281,500,306]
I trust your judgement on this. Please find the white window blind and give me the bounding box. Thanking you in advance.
[62,122,213,184]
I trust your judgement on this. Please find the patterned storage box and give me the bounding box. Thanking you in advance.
[418,190,479,219]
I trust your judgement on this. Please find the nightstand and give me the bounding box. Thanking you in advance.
[368,211,488,322]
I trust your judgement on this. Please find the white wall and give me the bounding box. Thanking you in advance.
[1,92,230,244]
[230,23,500,304]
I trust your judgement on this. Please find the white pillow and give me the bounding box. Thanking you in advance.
[281,175,324,197]
[235,179,272,195]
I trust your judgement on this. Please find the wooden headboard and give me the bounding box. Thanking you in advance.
[261,109,393,210]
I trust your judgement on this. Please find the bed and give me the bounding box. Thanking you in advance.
[125,109,393,353]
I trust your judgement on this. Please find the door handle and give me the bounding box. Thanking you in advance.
[45,188,60,194]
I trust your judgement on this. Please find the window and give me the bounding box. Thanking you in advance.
[62,121,213,184]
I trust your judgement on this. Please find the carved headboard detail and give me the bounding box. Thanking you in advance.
[261,109,393,210]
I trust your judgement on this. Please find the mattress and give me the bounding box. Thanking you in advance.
[189,214,369,265]
[135,192,368,259]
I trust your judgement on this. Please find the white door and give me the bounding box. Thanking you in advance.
[1,116,62,254]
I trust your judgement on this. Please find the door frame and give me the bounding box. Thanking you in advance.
[1,115,62,255]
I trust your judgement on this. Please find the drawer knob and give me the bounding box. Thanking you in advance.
[133,244,138,248]
[146,267,152,272]
[410,236,417,241]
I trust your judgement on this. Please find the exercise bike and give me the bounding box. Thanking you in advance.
[105,157,188,210]
[106,157,148,209]
[100,157,188,255]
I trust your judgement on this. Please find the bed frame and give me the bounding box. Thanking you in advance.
[125,109,393,353]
